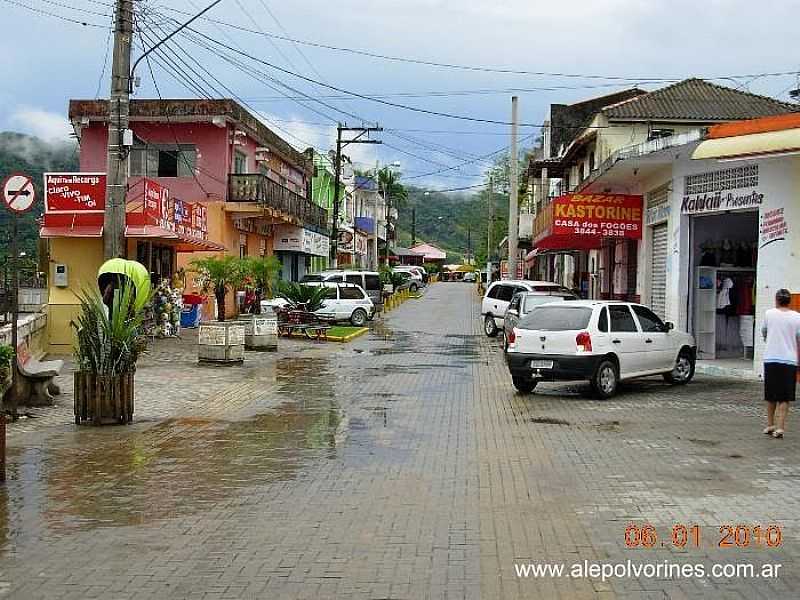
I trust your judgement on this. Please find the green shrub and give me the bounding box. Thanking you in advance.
[276,282,330,313]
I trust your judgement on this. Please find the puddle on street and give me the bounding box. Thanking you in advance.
[0,357,342,549]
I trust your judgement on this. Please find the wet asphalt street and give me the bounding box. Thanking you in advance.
[1,282,799,599]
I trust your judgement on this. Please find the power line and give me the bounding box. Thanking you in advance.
[170,25,554,127]
[155,6,799,84]
[1,0,110,27]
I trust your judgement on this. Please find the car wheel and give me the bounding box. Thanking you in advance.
[512,376,537,394]
[350,308,368,327]
[484,315,498,337]
[663,349,695,385]
[410,283,419,293]
[591,359,618,399]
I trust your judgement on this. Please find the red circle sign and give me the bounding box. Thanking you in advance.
[2,173,36,213]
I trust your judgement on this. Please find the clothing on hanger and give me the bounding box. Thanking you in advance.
[717,277,734,309]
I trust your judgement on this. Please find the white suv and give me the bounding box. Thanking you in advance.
[505,301,696,398]
[305,282,375,326]
[481,280,574,337]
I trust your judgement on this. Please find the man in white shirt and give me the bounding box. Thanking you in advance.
[761,289,800,438]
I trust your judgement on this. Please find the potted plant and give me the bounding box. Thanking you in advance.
[191,256,247,364]
[72,283,146,425]
[276,282,330,314]
[239,256,281,351]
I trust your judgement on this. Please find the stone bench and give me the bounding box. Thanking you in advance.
[17,341,63,406]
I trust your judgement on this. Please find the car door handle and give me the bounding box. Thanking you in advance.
[645,339,653,344]
[612,339,622,344]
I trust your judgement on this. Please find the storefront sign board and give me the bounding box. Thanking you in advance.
[274,225,330,257]
[681,166,764,215]
[645,204,671,226]
[44,173,106,213]
[552,194,643,240]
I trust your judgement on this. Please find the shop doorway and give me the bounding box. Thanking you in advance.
[689,210,758,368]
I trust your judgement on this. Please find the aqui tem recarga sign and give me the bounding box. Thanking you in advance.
[44,173,106,212]
[552,194,643,240]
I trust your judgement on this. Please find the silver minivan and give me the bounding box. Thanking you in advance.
[303,270,383,314]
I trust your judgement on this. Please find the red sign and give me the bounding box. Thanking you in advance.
[143,178,173,231]
[44,173,106,213]
[500,260,524,279]
[551,194,643,240]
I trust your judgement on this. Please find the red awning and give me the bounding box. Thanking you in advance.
[125,225,225,252]
[40,225,103,238]
[535,234,602,252]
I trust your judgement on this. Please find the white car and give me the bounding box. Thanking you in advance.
[393,266,424,292]
[305,282,375,327]
[505,301,696,398]
[481,280,575,337]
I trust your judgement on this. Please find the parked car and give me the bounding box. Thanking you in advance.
[304,281,375,326]
[481,280,576,337]
[303,270,382,312]
[463,272,477,283]
[391,270,416,292]
[394,265,427,284]
[504,301,696,398]
[502,291,579,348]
[392,267,423,292]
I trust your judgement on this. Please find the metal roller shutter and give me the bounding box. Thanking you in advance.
[649,223,668,319]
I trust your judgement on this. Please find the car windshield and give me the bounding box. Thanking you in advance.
[519,306,593,331]
[521,295,573,314]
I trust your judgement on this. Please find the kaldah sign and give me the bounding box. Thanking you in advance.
[44,173,106,213]
[552,194,643,240]
[681,190,764,215]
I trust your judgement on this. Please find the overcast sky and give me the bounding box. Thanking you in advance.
[1,0,798,189]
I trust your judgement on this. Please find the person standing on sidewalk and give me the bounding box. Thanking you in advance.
[762,288,800,439]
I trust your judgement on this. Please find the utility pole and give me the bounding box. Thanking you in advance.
[104,0,134,260]
[507,96,520,280]
[373,160,380,270]
[487,175,493,268]
[466,225,471,265]
[330,124,382,268]
[411,207,416,247]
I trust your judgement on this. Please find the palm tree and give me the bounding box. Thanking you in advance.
[378,167,408,211]
[190,256,245,322]
[243,255,282,314]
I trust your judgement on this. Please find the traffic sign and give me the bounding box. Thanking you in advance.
[2,173,36,213]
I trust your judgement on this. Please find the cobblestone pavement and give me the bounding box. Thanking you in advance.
[1,283,799,599]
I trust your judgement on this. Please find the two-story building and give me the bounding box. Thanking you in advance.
[524,79,793,301]
[352,175,387,270]
[43,98,327,350]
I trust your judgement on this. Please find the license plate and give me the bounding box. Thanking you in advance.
[530,360,554,369]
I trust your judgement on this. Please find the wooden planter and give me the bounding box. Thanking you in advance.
[74,371,135,426]
[197,321,245,363]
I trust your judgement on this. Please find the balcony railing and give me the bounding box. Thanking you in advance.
[228,173,329,234]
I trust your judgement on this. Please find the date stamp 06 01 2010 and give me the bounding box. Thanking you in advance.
[625,524,783,549]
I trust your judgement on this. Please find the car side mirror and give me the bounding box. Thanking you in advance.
[664,321,674,331]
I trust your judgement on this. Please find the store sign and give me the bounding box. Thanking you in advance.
[144,178,173,231]
[273,225,330,257]
[552,194,643,240]
[760,207,788,248]
[233,217,272,236]
[645,204,671,226]
[337,229,354,251]
[681,190,764,215]
[354,232,368,255]
[44,173,106,213]
[143,179,207,239]
[681,167,763,215]
[500,260,524,280]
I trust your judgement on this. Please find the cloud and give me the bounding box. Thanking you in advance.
[9,106,73,142]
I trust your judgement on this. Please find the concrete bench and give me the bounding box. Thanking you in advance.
[17,341,63,406]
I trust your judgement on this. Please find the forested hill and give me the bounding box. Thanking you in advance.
[395,185,509,264]
[0,132,78,259]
